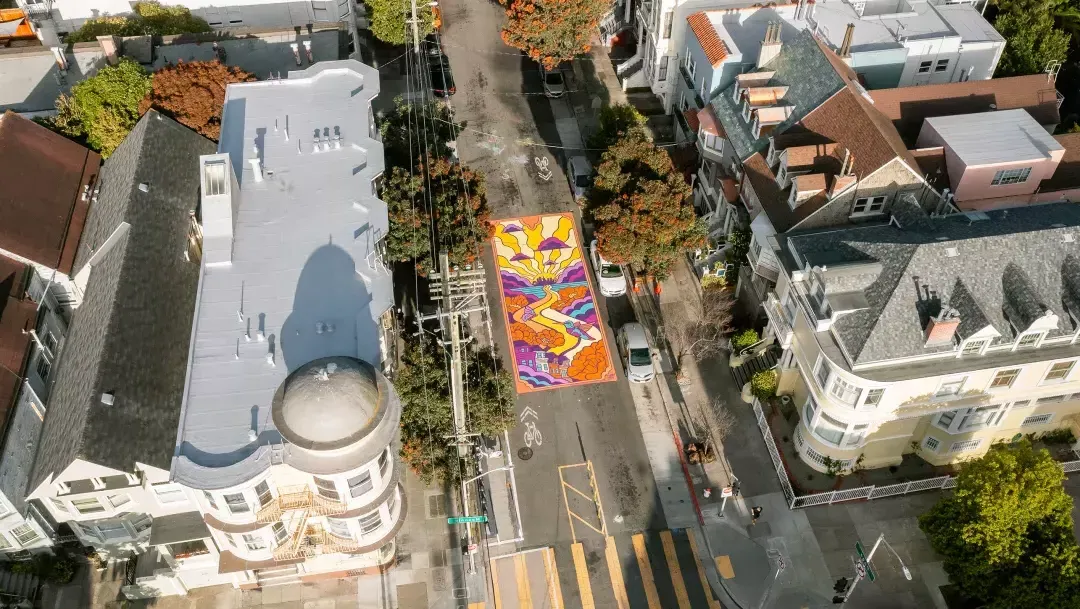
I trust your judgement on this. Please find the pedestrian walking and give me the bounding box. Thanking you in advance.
[751,506,763,525]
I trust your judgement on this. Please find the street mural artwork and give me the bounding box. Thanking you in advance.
[492,213,616,393]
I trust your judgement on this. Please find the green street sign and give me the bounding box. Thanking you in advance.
[855,541,877,582]
[856,541,865,560]
[447,515,488,524]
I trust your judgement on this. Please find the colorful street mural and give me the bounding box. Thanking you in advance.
[491,213,616,393]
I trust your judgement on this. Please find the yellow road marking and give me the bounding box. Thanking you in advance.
[559,466,577,543]
[604,537,630,609]
[632,533,662,609]
[490,557,502,609]
[715,555,735,579]
[544,547,565,609]
[515,554,533,609]
[661,530,692,609]
[687,531,722,609]
[571,542,596,609]
[468,604,486,609]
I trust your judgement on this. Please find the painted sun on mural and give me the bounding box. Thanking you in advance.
[492,213,616,393]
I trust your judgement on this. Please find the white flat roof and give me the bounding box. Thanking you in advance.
[926,108,1065,166]
[173,60,393,488]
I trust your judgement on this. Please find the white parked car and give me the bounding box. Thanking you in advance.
[590,239,626,297]
[567,155,593,199]
[541,65,565,98]
[617,323,655,383]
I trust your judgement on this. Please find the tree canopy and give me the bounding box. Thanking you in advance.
[588,103,647,150]
[993,0,1071,77]
[139,60,254,141]
[366,0,434,45]
[66,1,211,42]
[378,97,462,171]
[50,59,152,157]
[498,0,607,69]
[918,440,1080,608]
[587,132,705,280]
[396,337,514,484]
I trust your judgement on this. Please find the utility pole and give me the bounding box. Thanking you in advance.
[408,0,421,54]
[420,251,488,574]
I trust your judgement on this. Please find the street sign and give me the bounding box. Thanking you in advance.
[855,561,867,579]
[721,486,734,498]
[855,541,865,559]
[854,541,877,582]
[448,515,488,524]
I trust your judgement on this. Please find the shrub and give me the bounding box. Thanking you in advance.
[731,328,759,352]
[1040,428,1076,445]
[66,1,211,42]
[700,274,726,290]
[750,369,778,400]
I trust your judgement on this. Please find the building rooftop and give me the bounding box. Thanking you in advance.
[0,111,99,274]
[172,61,394,490]
[870,75,1062,146]
[0,258,35,428]
[28,112,214,492]
[920,109,1064,166]
[785,202,1080,366]
[0,44,106,114]
[1041,133,1080,192]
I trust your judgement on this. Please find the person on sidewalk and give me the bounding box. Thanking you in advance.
[751,506,763,525]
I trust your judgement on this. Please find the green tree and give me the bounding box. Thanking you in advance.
[395,338,514,485]
[588,103,647,150]
[993,0,1070,77]
[66,1,211,42]
[50,58,152,157]
[918,440,1080,608]
[366,0,434,45]
[378,97,462,171]
[498,0,608,69]
[588,132,705,280]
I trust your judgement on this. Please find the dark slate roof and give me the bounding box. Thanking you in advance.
[28,111,214,492]
[785,202,1080,365]
[148,511,211,545]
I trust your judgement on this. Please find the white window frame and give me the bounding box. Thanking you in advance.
[314,477,341,501]
[700,77,707,103]
[131,514,151,535]
[327,517,353,540]
[1015,331,1044,350]
[358,510,383,537]
[271,522,289,547]
[957,405,1005,432]
[775,164,788,188]
[71,497,105,515]
[657,56,668,82]
[949,439,982,454]
[684,53,696,80]
[989,367,1022,390]
[862,388,885,408]
[935,376,966,398]
[923,436,940,452]
[1022,413,1055,427]
[829,376,862,407]
[10,524,39,547]
[203,491,218,510]
[852,195,886,217]
[108,494,131,509]
[223,492,250,515]
[960,338,987,356]
[934,58,949,73]
[917,60,932,74]
[243,533,266,551]
[1043,360,1075,384]
[814,357,831,391]
[742,100,751,122]
[991,167,1032,186]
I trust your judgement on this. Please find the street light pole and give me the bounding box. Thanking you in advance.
[843,533,912,603]
[463,465,513,487]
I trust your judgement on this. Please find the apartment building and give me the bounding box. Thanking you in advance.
[761,202,1080,473]
[163,59,401,592]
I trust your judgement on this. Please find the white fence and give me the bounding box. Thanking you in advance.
[752,399,1078,510]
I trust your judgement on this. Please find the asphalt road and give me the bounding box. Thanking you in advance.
[435,0,667,552]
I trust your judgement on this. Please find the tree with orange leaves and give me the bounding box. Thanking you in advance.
[567,341,611,381]
[498,0,607,69]
[139,60,254,141]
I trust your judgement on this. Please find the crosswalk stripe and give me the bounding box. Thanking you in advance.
[632,533,662,609]
[687,530,722,609]
[544,547,565,609]
[660,530,693,609]
[515,554,533,609]
[604,536,630,609]
[490,557,503,609]
[571,542,596,609]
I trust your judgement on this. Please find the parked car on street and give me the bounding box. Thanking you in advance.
[589,239,626,297]
[617,323,655,383]
[423,33,444,59]
[541,65,565,98]
[429,56,456,97]
[567,155,593,199]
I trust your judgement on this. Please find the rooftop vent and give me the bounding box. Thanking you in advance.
[100,392,115,406]
[1065,233,1075,244]
[138,182,150,193]
[945,247,959,257]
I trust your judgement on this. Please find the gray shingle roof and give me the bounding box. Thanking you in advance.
[29,111,214,492]
[786,203,1080,365]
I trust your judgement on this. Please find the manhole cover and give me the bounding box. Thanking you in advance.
[517,447,534,460]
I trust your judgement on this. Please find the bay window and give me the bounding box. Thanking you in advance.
[813,413,847,446]
[830,377,862,406]
[863,388,884,408]
[937,405,1006,433]
[802,396,869,447]
[814,358,831,391]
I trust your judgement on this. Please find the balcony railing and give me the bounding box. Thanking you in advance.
[764,292,794,349]
[255,485,348,523]
[22,0,52,17]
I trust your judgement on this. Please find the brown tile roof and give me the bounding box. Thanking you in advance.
[0,257,35,430]
[0,111,100,274]
[910,147,949,191]
[743,153,830,231]
[868,75,1062,146]
[794,173,827,193]
[1041,133,1080,192]
[684,109,700,134]
[785,142,840,171]
[721,177,739,203]
[687,12,729,67]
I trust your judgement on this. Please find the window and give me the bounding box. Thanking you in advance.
[71,497,105,514]
[1016,332,1042,349]
[934,59,949,73]
[684,54,696,80]
[1011,399,1033,408]
[131,514,151,534]
[379,450,391,478]
[255,481,273,508]
[348,471,373,498]
[359,510,382,535]
[42,332,57,356]
[50,498,68,514]
[844,424,869,447]
[815,359,831,391]
[314,477,340,501]
[0,534,11,550]
[782,292,797,324]
[327,517,352,539]
[271,522,289,547]
[1023,413,1055,426]
[961,339,987,356]
[936,410,957,430]
[923,436,940,452]
[224,533,237,548]
[852,196,886,216]
[813,412,847,446]
[700,77,708,103]
[154,485,187,504]
[35,357,50,383]
[10,525,39,546]
[1045,361,1075,382]
[917,60,932,74]
[863,388,885,408]
[1037,394,1066,404]
[991,167,1032,186]
[242,533,266,551]
[830,377,862,407]
[223,492,249,514]
[990,368,1021,389]
[959,405,1003,431]
[949,439,982,453]
[95,521,129,541]
[388,491,399,516]
[108,494,131,509]
[658,57,668,82]
[662,10,673,37]
[775,165,788,187]
[804,396,818,425]
[936,377,966,397]
[203,491,218,510]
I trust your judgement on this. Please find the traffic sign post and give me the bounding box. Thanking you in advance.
[448,515,488,525]
[854,541,876,582]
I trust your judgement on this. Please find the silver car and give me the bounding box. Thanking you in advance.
[567,155,593,199]
[618,323,655,383]
[541,65,565,98]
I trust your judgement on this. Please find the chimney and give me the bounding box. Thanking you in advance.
[924,308,961,347]
[199,153,240,265]
[757,22,784,69]
[96,35,121,66]
[838,23,855,61]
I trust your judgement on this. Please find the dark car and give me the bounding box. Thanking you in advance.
[429,56,456,97]
[423,33,443,59]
